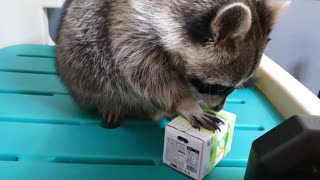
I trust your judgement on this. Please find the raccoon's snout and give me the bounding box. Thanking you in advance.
[213,97,227,111]
[199,94,227,112]
[213,104,224,112]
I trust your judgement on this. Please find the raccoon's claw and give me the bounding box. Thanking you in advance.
[204,111,225,125]
[191,116,201,130]
[176,96,223,131]
[101,112,123,129]
[189,112,224,132]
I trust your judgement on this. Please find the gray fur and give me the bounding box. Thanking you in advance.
[56,0,290,129]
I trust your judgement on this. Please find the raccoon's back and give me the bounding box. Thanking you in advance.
[56,0,124,93]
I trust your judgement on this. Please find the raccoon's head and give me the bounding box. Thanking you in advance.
[180,0,291,111]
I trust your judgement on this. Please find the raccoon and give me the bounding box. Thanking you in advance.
[56,0,291,130]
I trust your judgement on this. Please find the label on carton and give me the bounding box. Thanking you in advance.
[165,137,200,175]
[186,146,200,173]
[165,137,186,171]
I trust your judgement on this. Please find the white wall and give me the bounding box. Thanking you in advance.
[0,0,63,47]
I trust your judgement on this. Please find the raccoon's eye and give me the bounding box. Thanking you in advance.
[188,78,234,95]
[211,84,235,94]
[267,38,272,42]
[214,85,229,92]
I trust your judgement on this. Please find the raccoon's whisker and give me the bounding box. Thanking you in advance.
[209,85,213,96]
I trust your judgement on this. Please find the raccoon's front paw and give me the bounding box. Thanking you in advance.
[100,111,123,129]
[186,111,224,131]
[177,97,224,131]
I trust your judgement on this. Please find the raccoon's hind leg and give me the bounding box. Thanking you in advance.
[100,110,123,129]
[67,89,122,128]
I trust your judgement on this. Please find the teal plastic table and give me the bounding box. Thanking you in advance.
[0,45,283,180]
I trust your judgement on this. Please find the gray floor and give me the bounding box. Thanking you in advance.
[48,0,320,96]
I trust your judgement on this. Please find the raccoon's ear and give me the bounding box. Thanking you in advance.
[210,2,252,42]
[257,0,291,30]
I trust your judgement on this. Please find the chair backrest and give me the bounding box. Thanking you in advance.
[0,0,65,48]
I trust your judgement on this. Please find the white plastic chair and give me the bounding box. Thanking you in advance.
[0,0,319,118]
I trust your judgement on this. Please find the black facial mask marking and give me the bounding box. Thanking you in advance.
[188,78,235,96]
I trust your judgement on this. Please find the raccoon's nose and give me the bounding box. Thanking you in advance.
[213,105,224,112]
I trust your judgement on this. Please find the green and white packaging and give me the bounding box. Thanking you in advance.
[163,110,236,180]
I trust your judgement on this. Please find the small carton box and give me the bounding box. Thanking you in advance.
[163,110,236,180]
